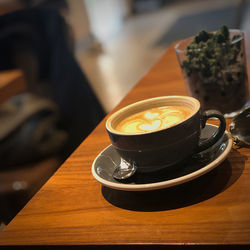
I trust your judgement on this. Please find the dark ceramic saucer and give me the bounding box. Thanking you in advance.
[92,124,232,191]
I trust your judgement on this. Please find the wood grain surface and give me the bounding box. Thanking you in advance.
[0,34,250,248]
[0,69,26,104]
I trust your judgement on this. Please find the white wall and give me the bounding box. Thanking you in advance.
[84,0,129,42]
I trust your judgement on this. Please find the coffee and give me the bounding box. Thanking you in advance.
[106,96,226,171]
[115,105,192,134]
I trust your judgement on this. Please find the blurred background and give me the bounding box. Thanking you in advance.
[0,0,249,228]
[75,0,250,113]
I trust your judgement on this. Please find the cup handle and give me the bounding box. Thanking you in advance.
[197,110,226,152]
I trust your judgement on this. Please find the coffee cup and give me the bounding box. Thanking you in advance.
[106,96,226,172]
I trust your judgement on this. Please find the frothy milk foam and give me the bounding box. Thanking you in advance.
[115,106,192,134]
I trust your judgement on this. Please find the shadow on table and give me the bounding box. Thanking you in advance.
[102,149,246,212]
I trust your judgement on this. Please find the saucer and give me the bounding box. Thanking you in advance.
[92,124,232,191]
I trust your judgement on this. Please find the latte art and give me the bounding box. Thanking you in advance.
[115,106,192,134]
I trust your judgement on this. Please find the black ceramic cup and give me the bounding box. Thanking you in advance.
[106,96,226,172]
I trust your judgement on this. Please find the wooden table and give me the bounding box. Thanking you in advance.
[0,36,250,249]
